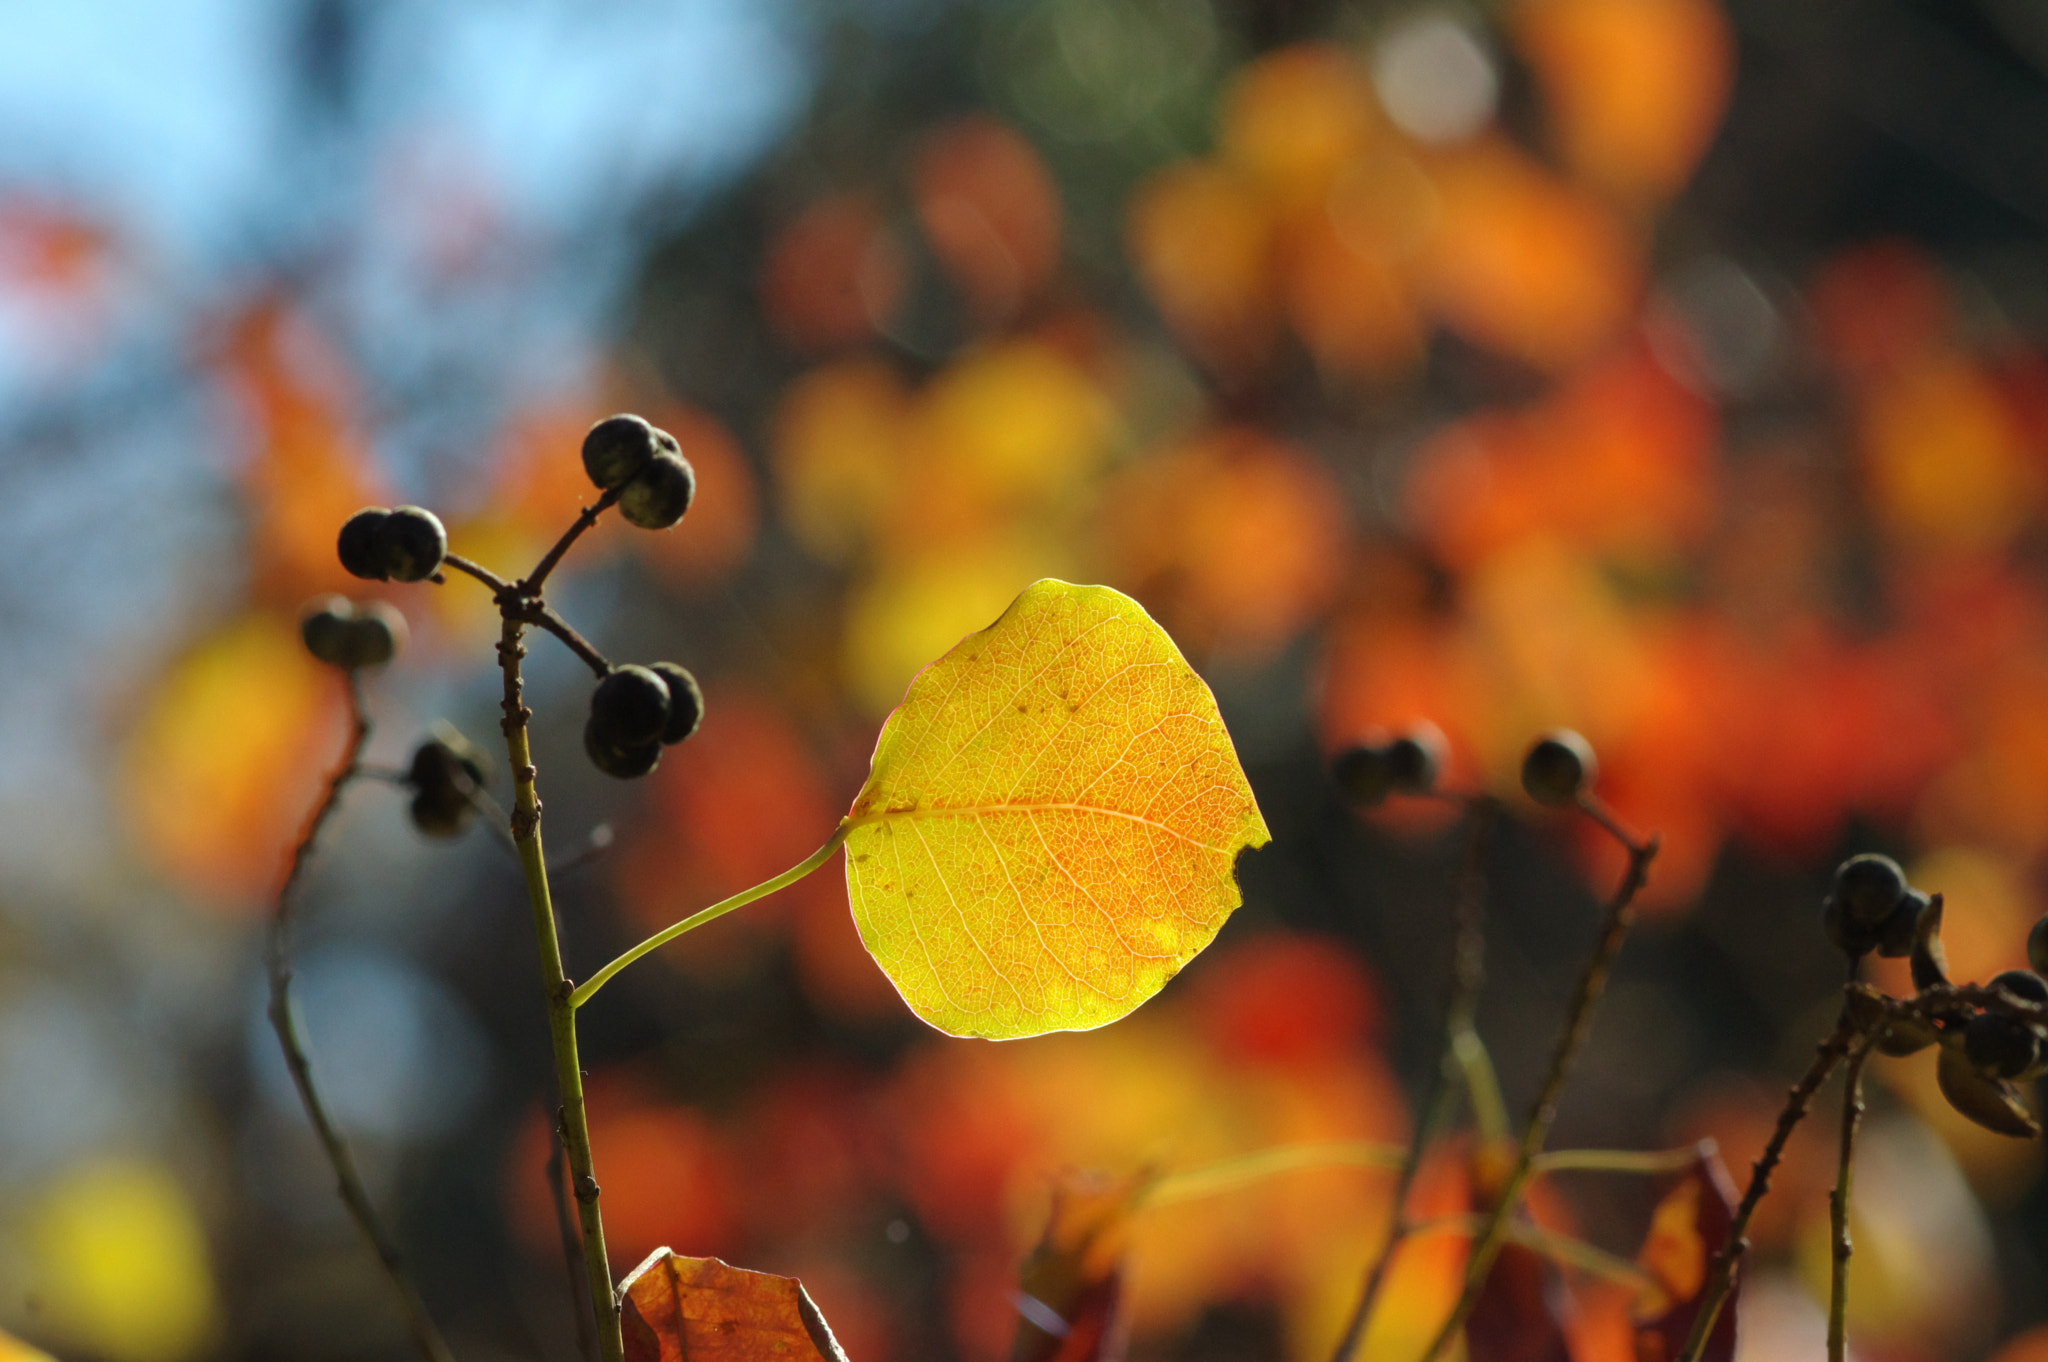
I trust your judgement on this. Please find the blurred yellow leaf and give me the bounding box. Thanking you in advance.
[845,579,1270,1038]
[772,358,913,564]
[24,1159,218,1362]
[121,611,345,906]
[1128,162,1280,377]
[620,1250,849,1362]
[1220,45,1383,212]
[0,1327,56,1362]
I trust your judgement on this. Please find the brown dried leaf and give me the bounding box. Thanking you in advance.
[1632,1144,1739,1362]
[619,1250,850,1362]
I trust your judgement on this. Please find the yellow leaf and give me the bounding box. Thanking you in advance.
[844,579,1270,1039]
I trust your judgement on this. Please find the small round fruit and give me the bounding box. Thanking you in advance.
[1823,894,1880,958]
[300,595,357,666]
[1964,1011,2041,1080]
[409,788,470,838]
[343,600,406,667]
[1832,854,1908,931]
[1991,969,2048,1006]
[1331,742,1395,808]
[590,665,672,748]
[2030,914,2048,976]
[618,449,695,529]
[374,505,448,582]
[1522,729,1596,807]
[410,735,487,800]
[649,662,703,744]
[582,413,659,490]
[338,508,391,579]
[584,719,662,779]
[1874,890,1924,958]
[1386,722,1446,794]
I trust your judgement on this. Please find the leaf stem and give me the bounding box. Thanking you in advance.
[267,673,456,1362]
[1674,1007,1863,1362]
[572,826,850,1009]
[1415,803,1658,1362]
[1828,1040,1872,1362]
[1328,797,1496,1362]
[496,612,622,1362]
[1398,1214,1658,1294]
[1142,1142,1407,1209]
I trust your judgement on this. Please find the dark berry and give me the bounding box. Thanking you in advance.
[1386,722,1446,794]
[338,508,390,579]
[1522,729,1596,807]
[1910,894,1950,992]
[1831,854,1908,931]
[1874,890,1924,958]
[409,789,469,838]
[1823,894,1880,958]
[590,665,672,748]
[1965,1012,2041,1080]
[1331,742,1395,808]
[344,600,406,667]
[649,663,703,744]
[582,413,660,490]
[584,718,662,779]
[618,449,695,529]
[2030,914,2048,976]
[300,595,356,666]
[409,727,489,810]
[1992,969,2048,1006]
[374,506,447,582]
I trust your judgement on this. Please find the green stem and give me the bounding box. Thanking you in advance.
[1828,1042,1872,1362]
[1452,1025,1509,1148]
[1329,798,1497,1362]
[571,825,850,1009]
[1531,1146,1707,1176]
[1415,809,1658,1362]
[1143,1142,1407,1209]
[1675,1009,1861,1362]
[1398,1215,1657,1294]
[497,615,622,1362]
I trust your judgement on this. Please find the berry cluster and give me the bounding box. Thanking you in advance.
[1826,853,2048,1136]
[584,662,703,779]
[1329,724,1601,810]
[301,595,406,670]
[1331,722,1447,805]
[581,414,695,529]
[407,728,490,838]
[338,506,449,583]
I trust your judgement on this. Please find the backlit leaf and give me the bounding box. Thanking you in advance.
[845,579,1270,1039]
[1010,1171,1144,1362]
[620,1250,850,1362]
[1632,1144,1739,1362]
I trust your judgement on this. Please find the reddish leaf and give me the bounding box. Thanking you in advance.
[1010,1172,1144,1362]
[620,1250,850,1362]
[1631,1144,1739,1362]
[1465,1241,1573,1362]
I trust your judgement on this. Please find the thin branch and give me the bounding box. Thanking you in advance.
[550,1111,600,1362]
[525,489,619,595]
[1828,1040,1873,1362]
[1416,804,1658,1362]
[443,552,513,595]
[519,601,611,678]
[267,673,456,1362]
[1675,1008,1863,1362]
[1531,1146,1709,1176]
[1329,797,1496,1362]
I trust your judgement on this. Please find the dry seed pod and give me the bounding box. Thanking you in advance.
[1936,1045,2040,1138]
[1910,893,1950,993]
[1875,1015,1938,1057]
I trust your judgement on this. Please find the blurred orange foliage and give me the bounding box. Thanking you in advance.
[912,117,1063,330]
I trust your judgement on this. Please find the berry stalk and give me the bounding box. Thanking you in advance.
[495,612,623,1362]
[1828,1039,1873,1362]
[268,673,456,1362]
[1415,798,1657,1362]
